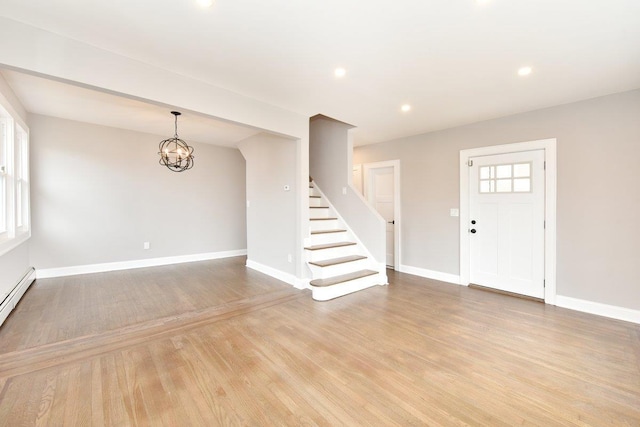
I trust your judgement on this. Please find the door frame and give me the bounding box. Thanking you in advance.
[459,139,557,304]
[363,160,401,270]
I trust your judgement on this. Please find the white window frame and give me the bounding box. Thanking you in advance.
[0,118,8,238]
[0,99,30,257]
[15,125,30,232]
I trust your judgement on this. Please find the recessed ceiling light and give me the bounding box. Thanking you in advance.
[518,66,533,76]
[401,104,411,112]
[196,0,214,8]
[334,68,346,78]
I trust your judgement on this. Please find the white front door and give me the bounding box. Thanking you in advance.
[469,150,545,298]
[368,166,395,268]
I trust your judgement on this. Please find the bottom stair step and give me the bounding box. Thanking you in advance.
[310,269,378,287]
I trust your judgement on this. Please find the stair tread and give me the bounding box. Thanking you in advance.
[311,229,346,235]
[310,270,378,287]
[309,255,367,267]
[304,242,357,251]
[310,217,337,221]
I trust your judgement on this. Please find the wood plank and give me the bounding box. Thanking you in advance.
[304,242,356,251]
[0,260,638,425]
[309,255,367,267]
[310,229,346,235]
[0,288,304,378]
[309,269,378,287]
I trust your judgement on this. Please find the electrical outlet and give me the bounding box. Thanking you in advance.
[287,254,292,263]
[143,242,150,250]
[342,187,347,195]
[284,185,290,191]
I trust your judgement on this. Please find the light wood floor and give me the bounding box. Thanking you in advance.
[0,257,638,426]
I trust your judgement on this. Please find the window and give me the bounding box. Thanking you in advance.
[15,125,29,230]
[0,113,9,237]
[479,162,532,194]
[0,101,30,256]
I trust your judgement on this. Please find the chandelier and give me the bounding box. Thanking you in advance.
[158,111,194,172]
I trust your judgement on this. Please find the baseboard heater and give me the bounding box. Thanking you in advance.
[0,267,36,327]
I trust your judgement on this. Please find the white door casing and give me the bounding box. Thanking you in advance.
[363,160,401,270]
[469,150,545,298]
[460,139,557,304]
[370,167,394,267]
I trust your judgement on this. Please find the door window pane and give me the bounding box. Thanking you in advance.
[514,178,531,192]
[496,164,512,179]
[496,179,512,192]
[480,166,491,180]
[513,163,531,178]
[479,161,533,194]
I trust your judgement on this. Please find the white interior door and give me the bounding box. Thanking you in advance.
[368,166,395,268]
[352,164,363,195]
[469,150,545,298]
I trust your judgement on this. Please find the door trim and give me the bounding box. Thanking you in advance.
[459,139,557,304]
[363,160,401,270]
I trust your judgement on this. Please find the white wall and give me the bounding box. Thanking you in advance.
[0,72,30,299]
[354,89,640,311]
[0,17,311,280]
[238,134,299,281]
[29,114,247,269]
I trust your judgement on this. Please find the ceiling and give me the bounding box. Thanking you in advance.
[1,0,639,146]
[0,70,261,147]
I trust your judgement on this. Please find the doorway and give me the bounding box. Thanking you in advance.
[469,149,545,298]
[363,160,401,270]
[460,139,557,303]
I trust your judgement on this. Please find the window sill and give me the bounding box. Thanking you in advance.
[0,231,31,258]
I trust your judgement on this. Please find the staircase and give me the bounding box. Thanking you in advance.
[305,180,387,301]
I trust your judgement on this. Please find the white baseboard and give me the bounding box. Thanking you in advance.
[36,249,248,279]
[555,295,640,324]
[399,264,461,285]
[245,259,309,289]
[0,267,36,327]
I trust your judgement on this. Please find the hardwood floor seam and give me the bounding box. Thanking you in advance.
[0,288,306,378]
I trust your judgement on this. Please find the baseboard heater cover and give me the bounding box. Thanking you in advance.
[0,267,36,327]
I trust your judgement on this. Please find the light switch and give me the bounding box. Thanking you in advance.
[450,208,459,217]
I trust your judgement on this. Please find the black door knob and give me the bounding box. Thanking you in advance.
[470,229,476,234]
[471,220,476,225]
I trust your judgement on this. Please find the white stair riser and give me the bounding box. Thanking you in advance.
[310,208,331,219]
[308,259,372,279]
[309,219,339,232]
[308,231,350,245]
[305,245,359,262]
[309,197,325,207]
[311,273,385,301]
